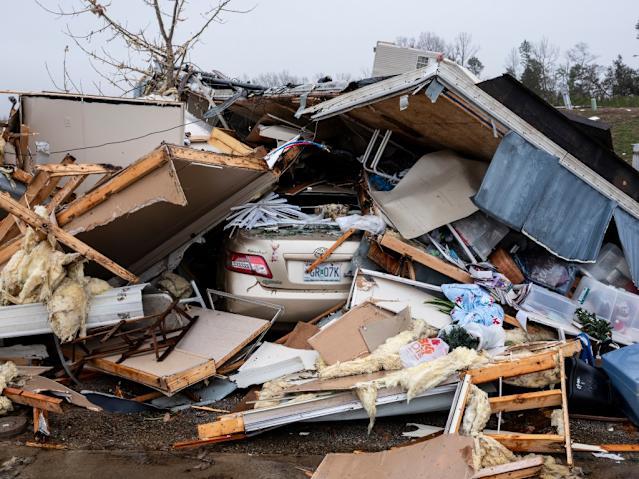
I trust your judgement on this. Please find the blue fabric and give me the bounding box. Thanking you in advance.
[614,208,639,287]
[441,283,504,327]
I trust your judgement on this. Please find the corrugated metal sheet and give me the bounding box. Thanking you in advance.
[474,132,556,230]
[614,208,639,287]
[522,164,615,262]
[475,132,614,262]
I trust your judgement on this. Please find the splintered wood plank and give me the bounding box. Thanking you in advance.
[56,146,169,225]
[166,144,268,172]
[198,414,245,439]
[36,163,120,177]
[486,433,565,453]
[472,456,544,479]
[489,390,563,414]
[0,192,138,283]
[0,155,75,243]
[379,230,472,283]
[464,351,558,384]
[2,387,63,413]
[208,128,254,155]
[46,175,87,214]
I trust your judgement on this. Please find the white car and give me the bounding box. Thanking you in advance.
[223,190,361,322]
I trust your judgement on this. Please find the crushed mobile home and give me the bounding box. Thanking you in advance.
[1,57,639,478]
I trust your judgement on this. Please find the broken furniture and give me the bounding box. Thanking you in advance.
[66,292,281,395]
[446,341,582,466]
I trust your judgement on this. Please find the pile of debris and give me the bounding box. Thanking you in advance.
[0,59,639,477]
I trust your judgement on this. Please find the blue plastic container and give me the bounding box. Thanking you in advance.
[602,344,639,425]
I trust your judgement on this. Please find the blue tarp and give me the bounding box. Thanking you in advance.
[474,132,614,262]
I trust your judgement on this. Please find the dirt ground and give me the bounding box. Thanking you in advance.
[1,374,639,478]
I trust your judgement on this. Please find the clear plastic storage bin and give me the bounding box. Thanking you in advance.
[581,243,632,290]
[575,276,639,340]
[519,283,578,324]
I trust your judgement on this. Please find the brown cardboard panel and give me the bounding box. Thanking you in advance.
[282,322,321,350]
[312,434,475,479]
[308,302,408,365]
[359,306,411,352]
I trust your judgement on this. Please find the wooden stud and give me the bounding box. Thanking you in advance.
[379,230,472,283]
[56,146,168,225]
[2,387,64,414]
[36,163,120,177]
[166,144,268,172]
[489,390,563,414]
[197,414,245,439]
[472,456,544,479]
[0,192,138,283]
[486,433,565,453]
[558,352,573,466]
[464,352,558,384]
[306,228,356,274]
[46,175,87,214]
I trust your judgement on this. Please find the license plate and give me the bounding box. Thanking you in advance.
[303,262,342,282]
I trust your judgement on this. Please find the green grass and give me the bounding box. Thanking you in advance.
[609,116,639,159]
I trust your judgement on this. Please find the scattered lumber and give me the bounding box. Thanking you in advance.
[379,230,472,283]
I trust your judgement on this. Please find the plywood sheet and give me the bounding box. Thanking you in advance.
[283,322,320,350]
[312,434,475,479]
[370,151,487,239]
[176,307,270,366]
[308,302,408,365]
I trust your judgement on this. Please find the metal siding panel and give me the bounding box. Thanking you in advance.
[474,132,557,229]
[614,208,639,287]
[522,165,615,262]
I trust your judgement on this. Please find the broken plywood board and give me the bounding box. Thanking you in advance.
[70,150,276,276]
[281,321,320,350]
[369,151,487,239]
[349,270,451,330]
[175,307,270,366]
[21,375,101,412]
[311,434,475,479]
[308,302,411,365]
[87,307,269,395]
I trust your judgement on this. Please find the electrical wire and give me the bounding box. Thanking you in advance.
[47,118,204,155]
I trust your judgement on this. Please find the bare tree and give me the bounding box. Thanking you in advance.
[37,0,251,95]
[504,47,521,77]
[532,38,560,96]
[396,31,449,53]
[249,71,308,88]
[450,32,478,67]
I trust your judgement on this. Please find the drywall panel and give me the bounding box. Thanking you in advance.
[21,94,183,192]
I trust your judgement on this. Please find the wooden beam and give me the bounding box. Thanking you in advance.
[306,228,356,273]
[36,163,120,177]
[11,168,33,184]
[2,387,64,414]
[56,146,168,225]
[166,144,268,172]
[464,351,558,384]
[486,433,565,453]
[198,414,245,439]
[208,128,254,155]
[600,444,639,452]
[46,175,87,213]
[0,192,138,283]
[558,352,573,466]
[489,390,562,414]
[379,230,472,283]
[472,457,544,479]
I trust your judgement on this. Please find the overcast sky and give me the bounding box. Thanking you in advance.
[2,0,638,97]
